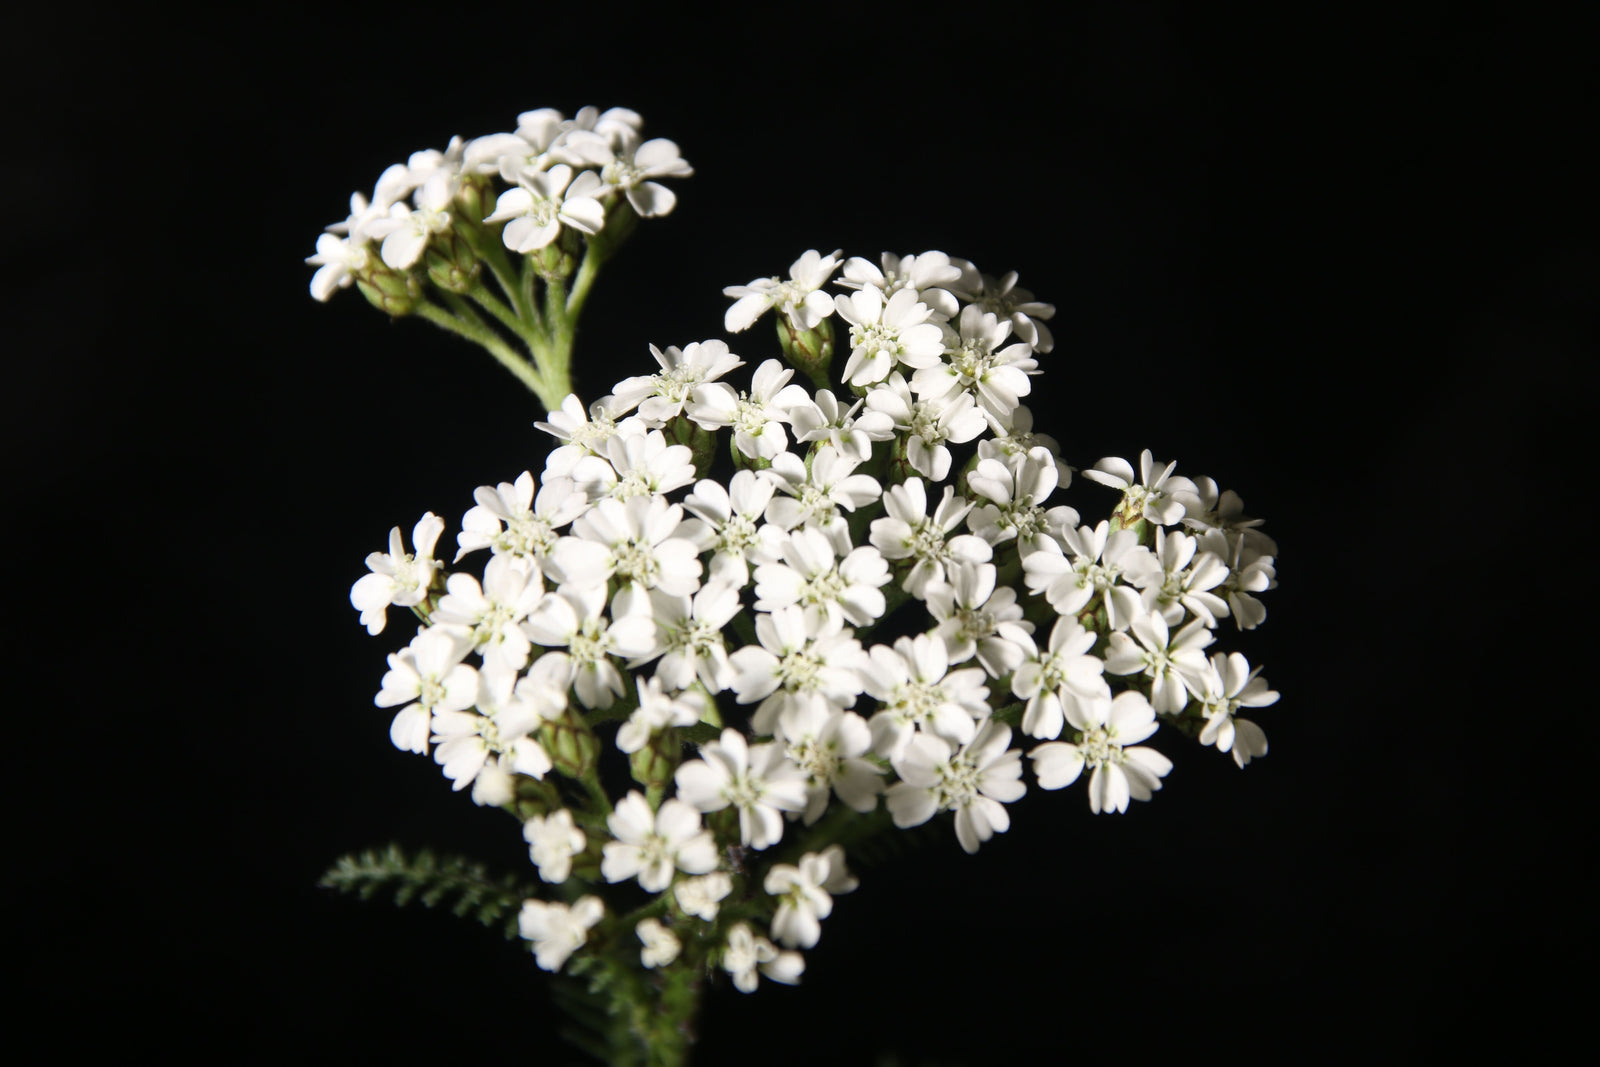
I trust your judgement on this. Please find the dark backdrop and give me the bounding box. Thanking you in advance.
[14,4,1592,1062]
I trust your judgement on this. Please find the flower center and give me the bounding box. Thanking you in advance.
[799,568,847,609]
[934,753,981,809]
[1075,725,1122,768]
[851,323,900,358]
[789,735,840,783]
[724,772,765,810]
[602,159,642,189]
[775,648,824,692]
[569,621,608,664]
[612,541,659,586]
[497,515,555,558]
[949,340,994,382]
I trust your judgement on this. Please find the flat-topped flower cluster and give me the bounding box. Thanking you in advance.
[351,247,1280,989]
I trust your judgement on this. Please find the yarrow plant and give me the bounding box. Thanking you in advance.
[315,106,1283,1067]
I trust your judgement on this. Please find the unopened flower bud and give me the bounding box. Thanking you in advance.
[629,727,678,793]
[356,260,421,316]
[776,315,834,391]
[453,174,494,224]
[425,231,480,294]
[539,706,600,779]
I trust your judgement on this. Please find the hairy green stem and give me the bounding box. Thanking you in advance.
[415,301,552,400]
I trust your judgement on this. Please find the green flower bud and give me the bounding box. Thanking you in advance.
[629,727,679,794]
[776,315,834,391]
[453,175,494,224]
[424,231,479,294]
[532,228,581,282]
[355,260,421,316]
[539,707,599,779]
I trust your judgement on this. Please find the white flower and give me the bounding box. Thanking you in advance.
[1196,528,1277,631]
[1010,616,1111,740]
[637,918,681,969]
[364,185,452,270]
[455,470,587,565]
[324,190,390,243]
[778,700,883,824]
[680,470,783,586]
[610,340,746,425]
[571,428,698,502]
[727,604,870,734]
[1082,450,1198,527]
[374,627,477,755]
[369,140,464,206]
[722,922,803,993]
[588,133,688,217]
[723,249,842,332]
[520,585,657,709]
[837,250,963,318]
[868,477,992,597]
[763,444,882,532]
[965,446,1077,558]
[1029,691,1172,813]
[786,389,894,462]
[863,633,991,762]
[561,493,702,597]
[616,675,706,753]
[535,394,640,478]
[524,809,587,884]
[950,264,1056,353]
[976,404,1070,482]
[645,583,742,694]
[1103,612,1215,715]
[885,721,1026,854]
[306,231,369,301]
[913,303,1037,422]
[674,871,732,921]
[864,373,986,483]
[1176,476,1278,557]
[1127,528,1231,628]
[923,561,1036,678]
[601,792,719,893]
[1194,652,1278,768]
[483,164,607,252]
[351,513,446,635]
[430,667,552,805]
[1021,519,1155,632]
[764,850,842,949]
[753,524,891,633]
[518,895,604,972]
[687,359,809,461]
[674,728,808,850]
[834,287,945,388]
[432,554,544,674]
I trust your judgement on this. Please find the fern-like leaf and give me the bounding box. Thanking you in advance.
[318,844,531,940]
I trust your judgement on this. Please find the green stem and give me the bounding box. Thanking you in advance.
[461,284,545,355]
[566,242,603,320]
[457,219,525,311]
[414,301,555,403]
[534,276,574,402]
[518,255,548,335]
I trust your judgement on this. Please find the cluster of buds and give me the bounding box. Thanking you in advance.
[349,246,1282,997]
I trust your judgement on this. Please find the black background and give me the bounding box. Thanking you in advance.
[15,3,1593,1062]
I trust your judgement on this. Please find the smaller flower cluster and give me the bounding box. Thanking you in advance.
[348,249,1280,995]
[306,105,689,312]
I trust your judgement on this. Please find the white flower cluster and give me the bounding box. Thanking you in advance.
[350,250,1280,987]
[307,106,690,302]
